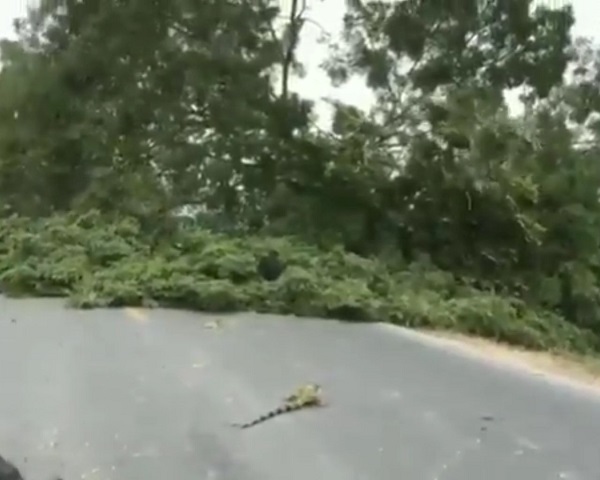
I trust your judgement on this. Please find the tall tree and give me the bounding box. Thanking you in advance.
[0,0,313,221]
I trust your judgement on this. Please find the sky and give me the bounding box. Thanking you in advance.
[0,0,598,125]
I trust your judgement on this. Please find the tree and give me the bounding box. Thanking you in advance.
[0,0,312,222]
[310,0,576,262]
[3,0,600,341]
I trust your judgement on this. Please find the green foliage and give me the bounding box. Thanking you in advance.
[1,0,600,360]
[0,214,597,355]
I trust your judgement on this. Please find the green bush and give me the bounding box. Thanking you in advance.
[0,212,598,355]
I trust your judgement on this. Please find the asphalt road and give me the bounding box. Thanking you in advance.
[1,296,600,480]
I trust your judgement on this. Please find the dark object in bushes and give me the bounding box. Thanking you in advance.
[0,455,24,480]
[257,250,285,281]
[0,455,62,480]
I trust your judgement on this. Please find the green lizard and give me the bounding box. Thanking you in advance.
[231,383,325,429]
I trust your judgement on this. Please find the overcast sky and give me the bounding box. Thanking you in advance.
[0,0,598,124]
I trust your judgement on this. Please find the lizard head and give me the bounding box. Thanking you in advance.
[296,383,322,403]
[284,383,322,403]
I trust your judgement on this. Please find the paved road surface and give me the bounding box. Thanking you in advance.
[0,296,599,480]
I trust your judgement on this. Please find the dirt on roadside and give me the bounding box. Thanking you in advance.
[421,329,600,393]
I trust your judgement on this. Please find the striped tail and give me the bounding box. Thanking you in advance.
[232,404,297,429]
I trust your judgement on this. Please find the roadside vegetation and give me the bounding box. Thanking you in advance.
[1,0,600,359]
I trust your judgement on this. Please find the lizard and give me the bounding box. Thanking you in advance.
[231,383,324,429]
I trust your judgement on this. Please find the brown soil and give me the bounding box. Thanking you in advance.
[421,329,600,392]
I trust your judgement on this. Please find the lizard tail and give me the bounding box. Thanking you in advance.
[232,404,295,429]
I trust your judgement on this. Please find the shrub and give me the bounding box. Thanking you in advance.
[0,213,597,355]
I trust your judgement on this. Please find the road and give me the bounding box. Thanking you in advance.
[0,296,599,480]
